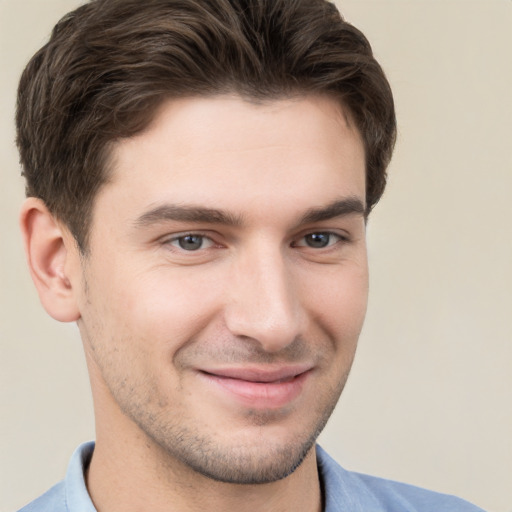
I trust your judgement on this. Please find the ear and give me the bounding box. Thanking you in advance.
[20,198,81,322]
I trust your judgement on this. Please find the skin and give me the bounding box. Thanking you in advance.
[21,94,368,512]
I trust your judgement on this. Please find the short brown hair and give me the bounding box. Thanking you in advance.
[16,0,396,251]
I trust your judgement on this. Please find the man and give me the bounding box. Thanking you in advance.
[15,0,484,511]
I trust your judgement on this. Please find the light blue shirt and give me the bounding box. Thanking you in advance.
[18,442,486,511]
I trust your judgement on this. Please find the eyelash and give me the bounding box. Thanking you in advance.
[292,232,348,249]
[163,231,349,252]
[166,232,216,251]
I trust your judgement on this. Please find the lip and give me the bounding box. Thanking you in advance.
[197,364,313,409]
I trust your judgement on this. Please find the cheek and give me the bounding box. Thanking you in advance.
[110,265,227,349]
[302,261,369,336]
[337,267,369,327]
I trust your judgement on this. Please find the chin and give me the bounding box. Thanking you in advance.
[172,435,318,485]
[143,403,336,485]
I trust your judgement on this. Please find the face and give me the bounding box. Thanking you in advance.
[75,95,368,484]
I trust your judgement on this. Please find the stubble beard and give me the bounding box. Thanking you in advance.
[118,370,349,485]
[82,308,355,486]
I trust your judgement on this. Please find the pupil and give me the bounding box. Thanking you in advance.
[179,235,202,250]
[307,233,329,248]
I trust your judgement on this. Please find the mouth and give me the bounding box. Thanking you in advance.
[197,365,313,409]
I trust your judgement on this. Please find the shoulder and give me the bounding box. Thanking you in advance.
[346,472,486,512]
[316,445,487,512]
[16,481,67,512]
[16,442,96,512]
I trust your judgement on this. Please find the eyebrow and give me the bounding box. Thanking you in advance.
[299,197,366,224]
[134,204,243,227]
[134,196,365,229]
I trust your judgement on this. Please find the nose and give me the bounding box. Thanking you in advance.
[223,243,305,353]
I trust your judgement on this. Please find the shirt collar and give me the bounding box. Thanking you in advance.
[64,441,96,511]
[66,442,364,512]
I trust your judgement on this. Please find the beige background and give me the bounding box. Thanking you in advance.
[1,1,511,511]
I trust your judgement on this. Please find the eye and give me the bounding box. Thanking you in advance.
[295,232,344,249]
[168,234,215,251]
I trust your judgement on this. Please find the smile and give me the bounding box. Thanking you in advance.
[197,365,313,409]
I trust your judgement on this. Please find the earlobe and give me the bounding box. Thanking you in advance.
[20,198,81,322]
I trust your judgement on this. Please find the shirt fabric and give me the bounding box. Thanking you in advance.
[18,442,485,512]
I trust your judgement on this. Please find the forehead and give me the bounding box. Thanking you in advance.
[96,94,366,226]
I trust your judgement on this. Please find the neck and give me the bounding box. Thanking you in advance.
[87,428,322,512]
